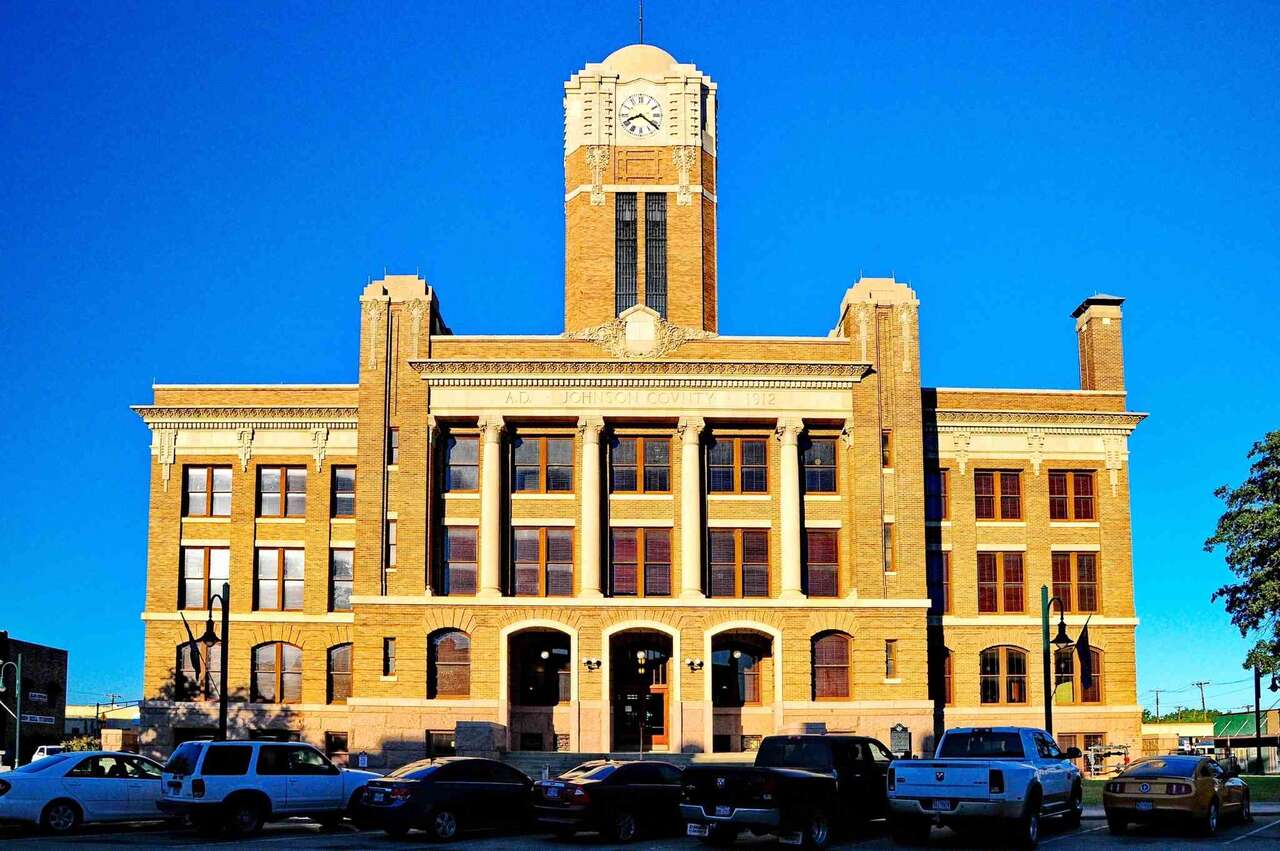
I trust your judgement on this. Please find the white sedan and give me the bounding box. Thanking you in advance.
[0,751,166,834]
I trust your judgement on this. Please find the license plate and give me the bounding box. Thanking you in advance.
[687,823,709,837]
[371,791,386,804]
[715,805,732,817]
[1136,801,1153,812]
[546,787,560,799]
[931,799,951,811]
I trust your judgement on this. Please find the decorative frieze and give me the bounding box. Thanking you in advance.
[672,145,697,205]
[155,428,177,492]
[310,427,329,471]
[585,145,611,205]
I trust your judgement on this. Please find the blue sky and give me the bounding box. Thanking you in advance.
[2,2,1277,714]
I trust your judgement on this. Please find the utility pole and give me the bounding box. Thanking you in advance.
[1191,681,1210,714]
[1254,667,1263,774]
[1153,689,1163,722]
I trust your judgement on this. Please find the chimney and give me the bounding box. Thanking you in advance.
[1072,294,1126,392]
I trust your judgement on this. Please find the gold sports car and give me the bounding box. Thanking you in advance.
[1103,755,1251,835]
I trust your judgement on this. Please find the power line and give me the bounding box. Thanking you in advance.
[1191,681,1211,713]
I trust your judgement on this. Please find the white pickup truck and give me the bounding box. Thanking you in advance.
[886,727,1083,848]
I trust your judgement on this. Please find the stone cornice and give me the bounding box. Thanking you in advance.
[409,360,871,390]
[132,405,358,430]
[929,408,1146,434]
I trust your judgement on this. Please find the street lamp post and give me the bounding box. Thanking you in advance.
[196,581,231,740]
[1040,585,1075,736]
[0,654,22,767]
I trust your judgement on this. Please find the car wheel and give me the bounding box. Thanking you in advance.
[224,796,266,838]
[608,809,639,843]
[1106,816,1126,835]
[427,807,460,842]
[888,815,931,846]
[1241,793,1253,824]
[698,824,739,846]
[1012,795,1041,850]
[1063,784,1083,828]
[802,809,832,850]
[1201,798,1219,835]
[40,799,82,835]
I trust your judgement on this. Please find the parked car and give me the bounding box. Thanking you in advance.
[158,739,378,837]
[886,726,1083,849]
[0,751,166,834]
[29,745,66,762]
[1102,754,1251,835]
[681,734,896,849]
[534,759,683,842]
[358,756,533,841]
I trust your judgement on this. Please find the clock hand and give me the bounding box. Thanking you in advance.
[638,113,658,129]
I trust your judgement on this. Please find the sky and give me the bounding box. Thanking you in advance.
[1,1,1278,715]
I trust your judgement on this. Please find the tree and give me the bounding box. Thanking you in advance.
[61,734,100,752]
[1205,429,1280,673]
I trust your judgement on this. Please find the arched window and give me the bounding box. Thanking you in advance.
[712,632,771,707]
[176,642,221,701]
[979,646,1027,705]
[327,644,352,705]
[252,642,302,704]
[429,629,471,698]
[812,632,852,700]
[1054,647,1103,704]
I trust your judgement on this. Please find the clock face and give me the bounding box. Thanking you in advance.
[620,93,662,137]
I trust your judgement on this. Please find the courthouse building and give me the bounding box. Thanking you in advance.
[135,44,1145,764]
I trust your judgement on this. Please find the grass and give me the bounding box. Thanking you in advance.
[1083,775,1280,807]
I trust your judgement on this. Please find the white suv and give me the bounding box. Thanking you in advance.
[159,740,378,836]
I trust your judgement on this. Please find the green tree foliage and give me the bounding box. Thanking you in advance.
[1205,429,1280,673]
[1143,707,1223,724]
[61,734,100,752]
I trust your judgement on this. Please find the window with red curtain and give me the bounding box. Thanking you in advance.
[812,632,851,699]
[805,529,838,597]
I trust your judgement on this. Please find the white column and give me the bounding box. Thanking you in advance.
[777,418,805,599]
[578,416,605,598]
[678,416,705,599]
[477,416,505,598]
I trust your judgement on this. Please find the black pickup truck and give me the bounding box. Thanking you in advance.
[680,734,897,848]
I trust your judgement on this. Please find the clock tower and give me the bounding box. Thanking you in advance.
[563,44,718,334]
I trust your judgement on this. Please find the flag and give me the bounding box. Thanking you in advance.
[1077,617,1094,691]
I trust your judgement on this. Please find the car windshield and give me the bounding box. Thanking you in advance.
[387,759,439,780]
[16,754,71,774]
[756,738,832,770]
[938,732,1025,759]
[1121,758,1199,778]
[574,764,617,781]
[165,742,204,775]
[561,761,606,778]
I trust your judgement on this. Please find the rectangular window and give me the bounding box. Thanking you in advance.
[645,192,667,317]
[609,436,671,493]
[512,435,574,493]
[257,466,307,518]
[181,547,229,609]
[329,549,353,612]
[974,470,1021,520]
[387,427,399,466]
[977,551,1024,613]
[383,638,396,676]
[708,529,769,598]
[881,430,893,468]
[1049,471,1096,521]
[256,548,304,611]
[609,527,671,597]
[444,435,479,492]
[324,732,349,766]
[927,550,951,614]
[512,527,574,596]
[882,523,896,573]
[331,466,355,518]
[802,438,837,493]
[615,192,637,314]
[926,470,949,521]
[385,520,397,569]
[441,527,478,595]
[707,436,769,493]
[1053,552,1099,612]
[804,529,838,597]
[184,466,232,517]
[885,639,898,679]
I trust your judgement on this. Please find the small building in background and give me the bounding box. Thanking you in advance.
[0,631,68,768]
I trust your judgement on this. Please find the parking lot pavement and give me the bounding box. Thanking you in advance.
[2,815,1277,849]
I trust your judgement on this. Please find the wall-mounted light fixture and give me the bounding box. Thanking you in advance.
[685,658,705,672]
[582,658,602,671]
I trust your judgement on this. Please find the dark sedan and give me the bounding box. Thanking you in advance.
[359,757,533,841]
[534,759,684,842]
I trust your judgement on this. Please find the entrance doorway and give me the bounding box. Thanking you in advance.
[610,631,672,752]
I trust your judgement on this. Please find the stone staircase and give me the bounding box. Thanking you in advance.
[502,750,750,780]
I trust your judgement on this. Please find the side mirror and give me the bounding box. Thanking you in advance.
[1065,747,1082,760]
